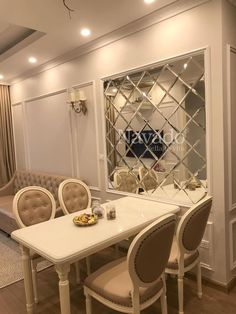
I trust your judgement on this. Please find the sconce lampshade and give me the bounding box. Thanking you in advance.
[79,90,86,101]
[67,88,88,115]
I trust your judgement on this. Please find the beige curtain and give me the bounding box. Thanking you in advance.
[0,85,15,187]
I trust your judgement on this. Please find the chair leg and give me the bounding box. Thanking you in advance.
[31,260,39,304]
[85,290,92,314]
[132,288,140,314]
[197,262,202,299]
[75,262,81,284]
[86,257,91,275]
[115,244,120,258]
[160,291,168,314]
[177,275,184,314]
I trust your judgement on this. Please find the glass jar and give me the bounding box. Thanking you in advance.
[106,204,116,220]
[91,200,104,218]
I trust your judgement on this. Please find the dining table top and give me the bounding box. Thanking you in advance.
[11,196,180,265]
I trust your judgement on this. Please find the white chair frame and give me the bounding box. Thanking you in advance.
[58,178,92,282]
[84,214,177,314]
[13,186,56,304]
[165,196,212,314]
[114,169,139,194]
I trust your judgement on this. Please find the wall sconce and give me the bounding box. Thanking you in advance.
[68,88,88,115]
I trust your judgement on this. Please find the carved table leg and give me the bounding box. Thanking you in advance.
[55,263,71,314]
[21,246,35,314]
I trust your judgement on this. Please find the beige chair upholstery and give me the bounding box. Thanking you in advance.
[58,179,91,215]
[114,169,139,194]
[139,166,158,191]
[165,196,212,314]
[84,214,176,314]
[12,186,56,304]
[58,179,92,282]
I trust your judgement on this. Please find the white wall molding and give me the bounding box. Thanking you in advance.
[10,0,210,85]
[226,44,236,211]
[92,81,102,190]
[11,88,67,106]
[70,81,100,189]
[200,221,214,271]
[229,219,236,270]
[21,101,31,170]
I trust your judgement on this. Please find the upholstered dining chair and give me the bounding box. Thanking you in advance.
[114,169,139,194]
[58,178,92,282]
[58,178,91,215]
[139,166,158,191]
[12,186,56,304]
[165,196,212,314]
[84,214,176,314]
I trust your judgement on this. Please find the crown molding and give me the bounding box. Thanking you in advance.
[10,0,210,85]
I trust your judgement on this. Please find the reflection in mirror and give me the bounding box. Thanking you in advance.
[104,53,207,204]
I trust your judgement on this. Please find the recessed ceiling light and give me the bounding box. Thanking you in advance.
[112,88,117,93]
[144,0,155,4]
[0,74,4,80]
[29,57,37,64]
[183,63,188,69]
[80,28,91,37]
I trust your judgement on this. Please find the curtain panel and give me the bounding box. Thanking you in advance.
[0,85,15,186]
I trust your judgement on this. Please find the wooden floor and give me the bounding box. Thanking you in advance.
[1,248,236,314]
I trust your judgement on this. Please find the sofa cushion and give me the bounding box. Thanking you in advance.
[0,170,70,234]
[13,171,68,208]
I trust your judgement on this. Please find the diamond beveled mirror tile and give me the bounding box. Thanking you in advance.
[104,53,207,204]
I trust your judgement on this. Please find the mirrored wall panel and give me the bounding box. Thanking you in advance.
[103,53,207,204]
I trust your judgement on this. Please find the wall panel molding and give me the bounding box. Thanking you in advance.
[227,44,236,211]
[199,221,214,271]
[70,81,100,189]
[230,219,236,270]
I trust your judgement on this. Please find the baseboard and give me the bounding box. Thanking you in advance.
[226,276,236,292]
[186,273,236,293]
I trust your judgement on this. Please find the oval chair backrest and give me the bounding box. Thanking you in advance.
[114,170,139,194]
[177,196,212,254]
[58,179,91,215]
[13,186,56,229]
[128,214,176,287]
[139,167,158,191]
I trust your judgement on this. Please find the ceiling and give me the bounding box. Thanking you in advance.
[0,0,179,84]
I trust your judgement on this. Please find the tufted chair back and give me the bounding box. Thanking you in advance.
[114,170,139,194]
[13,170,68,208]
[12,186,56,228]
[139,167,158,191]
[58,179,91,215]
[128,214,176,288]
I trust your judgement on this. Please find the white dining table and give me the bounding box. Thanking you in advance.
[11,196,179,314]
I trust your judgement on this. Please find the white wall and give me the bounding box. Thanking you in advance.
[10,0,228,285]
[222,0,236,284]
